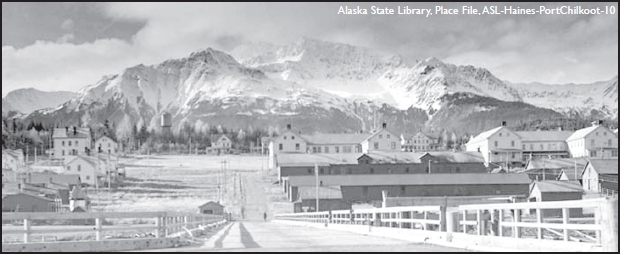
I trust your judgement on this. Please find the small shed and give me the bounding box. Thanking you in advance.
[198,201,224,215]
[529,180,584,217]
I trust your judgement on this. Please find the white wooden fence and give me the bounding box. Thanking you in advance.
[274,197,618,251]
[2,212,226,244]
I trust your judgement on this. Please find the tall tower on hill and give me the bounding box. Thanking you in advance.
[161,112,172,134]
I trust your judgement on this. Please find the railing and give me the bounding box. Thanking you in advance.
[456,198,606,243]
[274,198,617,251]
[274,205,443,231]
[2,212,226,244]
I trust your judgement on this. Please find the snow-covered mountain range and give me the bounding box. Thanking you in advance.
[2,88,75,114]
[5,38,618,137]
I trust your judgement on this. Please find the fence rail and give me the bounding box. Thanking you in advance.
[2,212,226,244]
[274,197,617,251]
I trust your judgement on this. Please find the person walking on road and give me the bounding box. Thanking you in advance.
[263,212,267,222]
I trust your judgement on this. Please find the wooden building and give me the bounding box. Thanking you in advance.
[198,201,224,215]
[581,159,618,197]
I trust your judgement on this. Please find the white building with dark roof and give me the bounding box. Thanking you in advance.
[566,121,618,158]
[360,123,401,153]
[52,127,92,160]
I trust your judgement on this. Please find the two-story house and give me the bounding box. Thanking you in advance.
[52,127,92,160]
[566,121,618,158]
[465,122,522,168]
[360,123,401,153]
[95,135,117,155]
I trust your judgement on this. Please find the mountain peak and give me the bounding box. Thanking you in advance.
[188,47,241,66]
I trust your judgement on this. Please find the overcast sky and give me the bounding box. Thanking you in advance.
[2,2,618,96]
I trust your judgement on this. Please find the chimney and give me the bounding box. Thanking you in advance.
[382,123,387,129]
[73,126,77,135]
[501,121,506,127]
[286,124,291,130]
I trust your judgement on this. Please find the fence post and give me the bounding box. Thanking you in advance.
[536,208,542,239]
[601,198,618,252]
[562,208,569,241]
[476,210,482,235]
[23,218,31,243]
[155,216,162,238]
[95,217,102,241]
[498,209,503,237]
[462,210,467,233]
[440,206,447,232]
[513,209,521,238]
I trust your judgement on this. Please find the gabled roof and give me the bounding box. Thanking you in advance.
[70,185,87,200]
[2,192,55,202]
[95,135,117,143]
[466,126,503,145]
[531,180,583,193]
[65,155,98,168]
[297,186,343,200]
[26,172,81,186]
[301,133,368,145]
[199,201,223,208]
[287,173,532,187]
[517,131,574,142]
[2,149,24,159]
[586,159,618,175]
[362,128,399,142]
[490,168,507,174]
[525,158,588,171]
[566,125,611,142]
[559,166,587,180]
[52,127,91,139]
[277,151,485,166]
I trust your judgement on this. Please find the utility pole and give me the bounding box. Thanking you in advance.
[315,163,319,212]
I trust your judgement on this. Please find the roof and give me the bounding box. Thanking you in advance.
[531,180,583,193]
[199,201,224,208]
[525,158,588,171]
[2,192,55,202]
[70,185,87,200]
[95,135,117,143]
[287,173,532,187]
[277,151,485,166]
[52,127,91,139]
[300,133,369,145]
[362,128,399,142]
[297,186,343,200]
[2,149,24,159]
[566,125,612,142]
[65,154,115,169]
[517,131,574,142]
[26,172,81,186]
[466,126,503,145]
[559,167,587,180]
[586,159,618,175]
[490,168,507,174]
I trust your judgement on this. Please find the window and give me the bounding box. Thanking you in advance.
[391,142,396,149]
[69,141,72,146]
[590,150,597,157]
[292,136,295,140]
[312,147,317,153]
[67,166,71,171]
[604,132,607,136]
[591,139,595,146]
[317,147,321,153]
[324,146,329,153]
[511,140,514,147]
[369,168,374,174]
[540,144,544,150]
[374,142,379,149]
[609,139,612,146]
[387,134,391,139]
[335,146,339,153]
[86,176,90,180]
[108,143,110,148]
[499,133,502,137]
[356,145,362,153]
[295,143,300,151]
[494,141,498,147]
[523,144,526,150]
[344,146,351,153]
[320,168,324,174]
[406,167,410,173]
[77,165,81,172]
[62,141,65,146]
[612,150,618,157]
[76,141,78,146]
[379,134,383,139]
[278,143,283,151]
[62,150,65,156]
[511,153,515,159]
[530,144,534,150]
